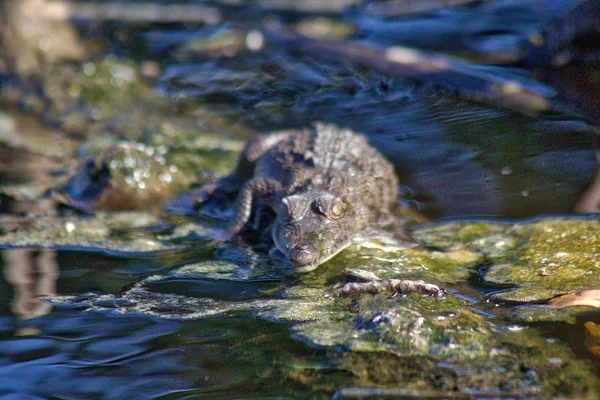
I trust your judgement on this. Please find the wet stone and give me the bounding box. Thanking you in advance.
[481,218,600,303]
[297,293,490,357]
[413,217,600,303]
[510,304,596,324]
[0,212,176,254]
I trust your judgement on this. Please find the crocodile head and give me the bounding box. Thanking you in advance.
[272,190,356,273]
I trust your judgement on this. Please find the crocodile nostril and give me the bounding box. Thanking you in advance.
[290,243,318,267]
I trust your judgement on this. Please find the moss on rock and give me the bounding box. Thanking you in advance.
[0,212,175,254]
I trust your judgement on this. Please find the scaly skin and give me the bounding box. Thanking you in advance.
[195,123,414,272]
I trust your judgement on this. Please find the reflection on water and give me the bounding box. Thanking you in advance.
[0,248,195,398]
[2,249,57,335]
[574,162,600,213]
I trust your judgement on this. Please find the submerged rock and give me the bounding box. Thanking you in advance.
[55,123,242,211]
[0,212,176,255]
[483,218,600,303]
[61,142,195,211]
[330,326,600,398]
[413,217,600,302]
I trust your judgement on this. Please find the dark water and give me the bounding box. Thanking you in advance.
[1,0,600,398]
[0,249,340,399]
[150,1,599,219]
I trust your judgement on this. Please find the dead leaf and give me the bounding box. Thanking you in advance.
[584,321,600,358]
[546,290,600,308]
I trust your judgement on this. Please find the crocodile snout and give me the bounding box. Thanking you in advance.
[290,243,318,268]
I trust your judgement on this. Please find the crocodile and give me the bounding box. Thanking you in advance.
[194,123,415,273]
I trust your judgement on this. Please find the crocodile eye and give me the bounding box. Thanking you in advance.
[315,196,346,219]
[331,200,344,217]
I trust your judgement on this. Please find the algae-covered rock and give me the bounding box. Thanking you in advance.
[0,212,177,254]
[411,216,600,323]
[60,134,242,211]
[511,304,596,324]
[482,218,600,303]
[293,292,490,359]
[414,217,600,304]
[330,327,600,398]
[63,142,193,210]
[412,220,516,255]
[295,237,485,288]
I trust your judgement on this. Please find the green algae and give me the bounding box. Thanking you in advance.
[331,326,600,397]
[414,217,600,304]
[0,212,175,254]
[293,292,491,358]
[511,304,597,324]
[482,218,600,303]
